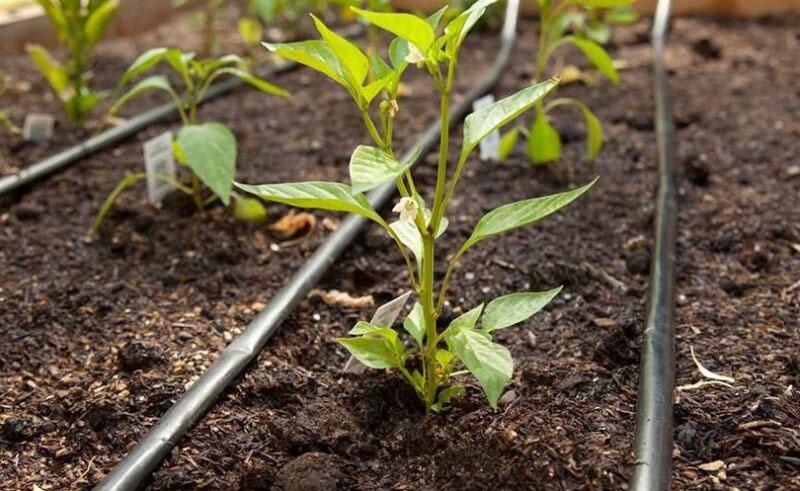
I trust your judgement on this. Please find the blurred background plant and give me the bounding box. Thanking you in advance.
[25,0,120,126]
[92,48,287,233]
[0,72,22,134]
[498,0,637,166]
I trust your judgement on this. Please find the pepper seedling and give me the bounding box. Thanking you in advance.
[26,0,119,126]
[502,0,633,165]
[0,73,21,135]
[92,49,287,233]
[238,1,596,412]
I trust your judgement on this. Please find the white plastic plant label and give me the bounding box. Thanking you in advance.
[143,131,176,204]
[343,290,413,374]
[22,113,55,144]
[473,94,501,161]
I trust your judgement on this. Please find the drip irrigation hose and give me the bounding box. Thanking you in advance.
[630,0,677,489]
[0,25,362,198]
[94,2,521,490]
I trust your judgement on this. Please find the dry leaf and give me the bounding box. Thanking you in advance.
[269,211,316,239]
[313,290,374,310]
[321,217,338,231]
[593,317,616,328]
[676,380,734,391]
[699,460,725,472]
[691,346,735,383]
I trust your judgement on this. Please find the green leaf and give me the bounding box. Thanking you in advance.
[388,37,410,69]
[352,8,435,53]
[311,14,369,88]
[445,0,497,53]
[566,37,618,83]
[402,302,425,346]
[234,197,267,222]
[436,349,455,368]
[545,98,603,161]
[481,288,562,332]
[586,21,612,45]
[498,128,519,161]
[390,214,447,266]
[461,79,559,159]
[606,6,639,24]
[582,104,603,160]
[234,181,384,225]
[118,47,170,88]
[215,67,289,97]
[337,336,402,369]
[348,321,398,340]
[449,328,512,408]
[362,72,395,103]
[263,40,346,86]
[431,384,465,412]
[35,0,67,37]
[238,16,263,45]
[528,114,562,164]
[177,123,237,206]
[462,179,597,251]
[338,321,403,369]
[26,44,67,94]
[426,5,449,29]
[110,75,177,114]
[448,304,484,334]
[349,145,411,194]
[85,0,119,48]
[390,219,423,262]
[369,51,393,80]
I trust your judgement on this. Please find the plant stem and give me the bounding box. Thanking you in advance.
[421,232,438,413]
[429,60,456,234]
[92,173,147,234]
[191,174,204,212]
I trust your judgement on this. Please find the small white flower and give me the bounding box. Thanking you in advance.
[404,44,425,65]
[392,197,418,223]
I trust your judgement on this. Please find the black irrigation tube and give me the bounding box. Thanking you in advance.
[630,0,677,489]
[94,1,522,489]
[0,25,362,198]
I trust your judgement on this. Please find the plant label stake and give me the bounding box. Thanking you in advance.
[144,131,176,204]
[473,95,501,161]
[22,113,55,144]
[343,290,413,374]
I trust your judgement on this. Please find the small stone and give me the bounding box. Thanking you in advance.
[499,390,518,407]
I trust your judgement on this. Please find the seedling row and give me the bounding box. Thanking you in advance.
[0,1,797,489]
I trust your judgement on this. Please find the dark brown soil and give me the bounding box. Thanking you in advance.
[1,11,799,491]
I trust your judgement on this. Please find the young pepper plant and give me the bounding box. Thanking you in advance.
[0,74,21,135]
[92,49,287,233]
[504,0,631,165]
[26,0,119,126]
[238,1,596,412]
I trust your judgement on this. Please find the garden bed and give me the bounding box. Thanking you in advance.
[1,12,799,491]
